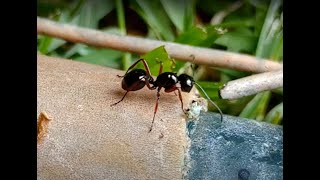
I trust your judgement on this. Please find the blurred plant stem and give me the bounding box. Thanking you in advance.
[116,0,131,70]
[37,17,282,73]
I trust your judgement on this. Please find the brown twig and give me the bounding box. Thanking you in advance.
[37,111,51,145]
[219,69,283,100]
[37,17,282,73]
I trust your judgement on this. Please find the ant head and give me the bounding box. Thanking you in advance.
[178,74,195,92]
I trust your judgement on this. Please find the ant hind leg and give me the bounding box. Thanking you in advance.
[110,91,129,106]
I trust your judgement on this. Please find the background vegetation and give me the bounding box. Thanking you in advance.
[37,0,283,125]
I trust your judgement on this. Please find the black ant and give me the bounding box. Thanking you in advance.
[111,58,223,132]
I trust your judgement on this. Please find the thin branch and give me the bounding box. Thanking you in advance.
[219,69,283,100]
[37,17,282,73]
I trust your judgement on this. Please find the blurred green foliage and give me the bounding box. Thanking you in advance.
[37,0,283,125]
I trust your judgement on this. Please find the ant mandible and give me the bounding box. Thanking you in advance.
[110,58,223,132]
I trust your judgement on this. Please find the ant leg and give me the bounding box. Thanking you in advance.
[176,88,186,113]
[110,91,129,106]
[165,87,185,113]
[121,59,153,77]
[143,60,162,91]
[149,88,162,132]
[157,61,163,75]
[173,91,178,96]
[110,80,144,106]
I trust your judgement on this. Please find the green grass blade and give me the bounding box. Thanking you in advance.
[255,0,282,58]
[239,91,271,120]
[265,102,283,124]
[76,0,115,28]
[160,0,185,32]
[239,0,282,121]
[184,0,195,31]
[160,0,195,32]
[38,36,53,54]
[131,0,175,41]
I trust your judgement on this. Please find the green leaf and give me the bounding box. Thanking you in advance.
[63,44,87,58]
[215,68,250,80]
[37,1,65,16]
[131,0,175,41]
[239,91,271,120]
[176,26,224,47]
[272,87,283,95]
[196,81,224,100]
[197,0,235,14]
[269,29,283,60]
[175,26,208,46]
[265,102,283,124]
[248,0,271,9]
[140,45,175,75]
[255,0,282,58]
[212,17,256,28]
[74,47,123,69]
[160,0,195,32]
[75,0,115,28]
[38,35,53,54]
[214,28,258,53]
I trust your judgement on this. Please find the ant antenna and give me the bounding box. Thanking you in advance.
[189,54,223,122]
[195,82,223,122]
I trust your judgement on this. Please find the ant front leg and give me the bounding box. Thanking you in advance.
[165,87,186,114]
[176,88,186,114]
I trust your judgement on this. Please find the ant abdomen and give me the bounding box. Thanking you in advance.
[122,69,153,91]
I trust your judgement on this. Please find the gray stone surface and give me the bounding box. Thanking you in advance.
[186,112,283,180]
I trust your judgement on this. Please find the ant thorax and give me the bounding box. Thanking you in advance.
[153,72,178,89]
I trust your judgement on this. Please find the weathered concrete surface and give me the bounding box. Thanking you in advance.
[37,54,197,180]
[37,54,283,180]
[186,112,283,180]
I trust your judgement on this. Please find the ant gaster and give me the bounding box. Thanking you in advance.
[111,58,223,132]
